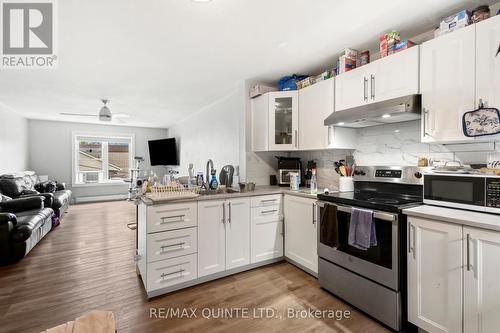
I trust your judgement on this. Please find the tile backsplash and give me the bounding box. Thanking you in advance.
[266,120,500,190]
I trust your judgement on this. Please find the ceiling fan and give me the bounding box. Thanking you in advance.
[59,99,129,123]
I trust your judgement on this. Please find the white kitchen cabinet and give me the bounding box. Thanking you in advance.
[476,15,500,113]
[420,25,476,143]
[335,65,371,111]
[251,94,269,152]
[407,217,462,333]
[298,78,333,150]
[225,198,251,270]
[268,91,299,151]
[335,47,419,112]
[284,195,318,274]
[463,226,500,333]
[198,198,251,276]
[299,78,357,150]
[198,200,226,277]
[373,46,419,102]
[251,200,283,263]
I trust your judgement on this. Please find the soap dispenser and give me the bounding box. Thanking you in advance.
[209,169,218,190]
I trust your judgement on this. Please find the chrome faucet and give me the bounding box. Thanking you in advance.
[205,159,214,189]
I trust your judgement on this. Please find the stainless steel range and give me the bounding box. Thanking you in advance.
[316,166,423,331]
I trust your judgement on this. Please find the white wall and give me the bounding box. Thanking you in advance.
[27,119,168,200]
[0,105,28,174]
[169,81,246,182]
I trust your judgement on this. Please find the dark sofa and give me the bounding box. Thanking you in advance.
[0,171,71,220]
[0,194,54,264]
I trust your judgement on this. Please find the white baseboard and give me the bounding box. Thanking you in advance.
[74,194,128,204]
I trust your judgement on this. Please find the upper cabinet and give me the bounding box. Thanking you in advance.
[420,15,500,143]
[420,25,476,143]
[268,91,299,151]
[476,15,500,112]
[251,80,357,152]
[335,46,419,112]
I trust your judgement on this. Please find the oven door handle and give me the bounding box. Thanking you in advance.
[334,204,397,222]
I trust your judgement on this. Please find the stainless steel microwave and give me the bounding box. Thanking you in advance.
[423,173,500,214]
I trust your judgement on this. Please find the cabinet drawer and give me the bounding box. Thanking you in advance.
[251,205,282,220]
[251,194,282,208]
[147,202,197,233]
[147,254,197,292]
[147,227,197,263]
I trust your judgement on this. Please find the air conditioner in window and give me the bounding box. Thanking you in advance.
[82,171,100,183]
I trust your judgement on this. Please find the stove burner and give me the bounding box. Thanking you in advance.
[367,197,400,205]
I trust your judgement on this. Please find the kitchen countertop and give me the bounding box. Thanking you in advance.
[138,185,327,205]
[403,205,500,231]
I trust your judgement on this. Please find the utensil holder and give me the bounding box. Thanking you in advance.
[339,177,354,192]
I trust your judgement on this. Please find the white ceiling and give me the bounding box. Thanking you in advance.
[0,0,495,128]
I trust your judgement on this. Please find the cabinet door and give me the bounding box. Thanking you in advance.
[476,15,500,117]
[420,25,476,143]
[464,227,500,333]
[225,198,251,270]
[373,46,419,102]
[251,94,269,151]
[335,66,370,112]
[251,206,283,263]
[298,78,333,150]
[268,91,298,151]
[284,196,318,274]
[407,217,462,333]
[197,200,226,277]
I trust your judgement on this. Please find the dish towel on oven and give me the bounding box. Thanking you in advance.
[348,207,377,250]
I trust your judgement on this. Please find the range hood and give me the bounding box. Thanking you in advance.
[324,94,422,128]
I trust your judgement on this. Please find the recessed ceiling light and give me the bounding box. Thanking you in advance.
[394,129,400,133]
[337,122,345,126]
[277,42,288,48]
[382,114,391,118]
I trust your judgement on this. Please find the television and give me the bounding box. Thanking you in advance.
[148,138,178,166]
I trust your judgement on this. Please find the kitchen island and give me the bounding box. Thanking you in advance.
[136,186,322,298]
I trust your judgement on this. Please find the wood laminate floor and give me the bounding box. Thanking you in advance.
[0,201,391,333]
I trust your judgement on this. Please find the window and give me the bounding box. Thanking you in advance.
[73,133,135,186]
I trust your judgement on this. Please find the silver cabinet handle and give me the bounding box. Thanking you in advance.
[411,224,416,259]
[408,223,412,254]
[160,242,185,252]
[363,77,368,101]
[312,203,316,225]
[423,108,431,137]
[222,202,226,223]
[261,209,278,214]
[466,233,471,271]
[327,126,331,146]
[261,199,277,203]
[370,74,375,100]
[228,202,232,224]
[160,215,185,224]
[294,129,298,148]
[161,269,185,279]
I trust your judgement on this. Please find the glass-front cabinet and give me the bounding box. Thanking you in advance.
[268,91,298,151]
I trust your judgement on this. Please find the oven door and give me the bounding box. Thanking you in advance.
[424,175,485,211]
[317,201,399,291]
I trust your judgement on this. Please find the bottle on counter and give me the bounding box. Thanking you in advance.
[209,169,218,190]
[310,169,318,194]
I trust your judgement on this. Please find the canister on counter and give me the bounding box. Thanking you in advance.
[289,172,300,192]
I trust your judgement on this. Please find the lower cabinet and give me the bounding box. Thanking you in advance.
[198,198,251,278]
[284,195,318,274]
[408,216,500,333]
[407,217,462,333]
[250,196,284,263]
[463,226,500,333]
